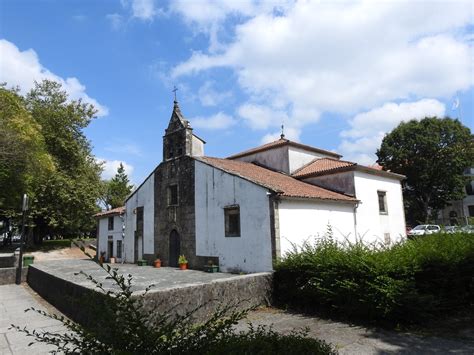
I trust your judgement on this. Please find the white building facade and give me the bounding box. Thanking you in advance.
[99,102,406,273]
[95,207,125,262]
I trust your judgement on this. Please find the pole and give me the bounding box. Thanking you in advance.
[15,194,28,285]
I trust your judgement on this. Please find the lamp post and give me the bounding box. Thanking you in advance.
[15,194,29,285]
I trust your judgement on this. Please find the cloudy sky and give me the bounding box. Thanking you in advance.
[1,0,473,183]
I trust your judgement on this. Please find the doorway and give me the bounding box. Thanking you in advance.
[169,230,180,267]
[107,240,114,261]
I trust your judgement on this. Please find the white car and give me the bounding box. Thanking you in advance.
[407,224,440,238]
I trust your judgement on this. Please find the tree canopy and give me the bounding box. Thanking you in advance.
[101,163,133,210]
[376,117,474,224]
[1,80,103,242]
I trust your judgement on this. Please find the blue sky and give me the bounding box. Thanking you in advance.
[1,0,473,184]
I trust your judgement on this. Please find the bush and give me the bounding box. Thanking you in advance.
[12,246,334,354]
[273,232,474,325]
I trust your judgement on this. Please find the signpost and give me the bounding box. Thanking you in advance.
[15,194,29,285]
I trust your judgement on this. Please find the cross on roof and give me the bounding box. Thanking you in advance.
[172,85,178,102]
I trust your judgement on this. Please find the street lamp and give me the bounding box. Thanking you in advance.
[15,194,29,285]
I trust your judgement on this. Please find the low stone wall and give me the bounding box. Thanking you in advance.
[0,254,15,268]
[27,264,272,325]
[0,267,28,285]
[138,273,272,321]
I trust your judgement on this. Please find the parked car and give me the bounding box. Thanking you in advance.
[12,234,22,242]
[443,226,461,234]
[461,225,474,234]
[407,224,440,239]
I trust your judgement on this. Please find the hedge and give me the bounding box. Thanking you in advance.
[273,232,474,325]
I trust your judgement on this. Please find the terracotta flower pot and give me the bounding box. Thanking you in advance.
[154,259,162,268]
[179,263,188,270]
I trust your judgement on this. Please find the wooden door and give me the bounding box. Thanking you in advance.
[169,230,180,267]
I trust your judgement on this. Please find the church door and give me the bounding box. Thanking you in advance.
[169,230,180,267]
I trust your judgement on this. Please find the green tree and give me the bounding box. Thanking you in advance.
[101,163,133,209]
[23,80,103,241]
[0,86,54,218]
[376,117,474,224]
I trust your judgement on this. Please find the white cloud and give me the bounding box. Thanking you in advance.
[131,0,156,20]
[261,126,300,144]
[98,158,134,180]
[339,99,446,165]
[106,13,124,30]
[198,81,232,106]
[172,1,472,142]
[0,39,108,116]
[237,104,288,130]
[191,112,236,130]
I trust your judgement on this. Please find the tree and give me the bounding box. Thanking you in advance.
[101,163,133,210]
[0,87,54,219]
[24,80,103,241]
[376,117,474,224]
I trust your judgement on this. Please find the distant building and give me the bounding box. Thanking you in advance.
[94,206,125,262]
[437,168,474,226]
[97,101,407,273]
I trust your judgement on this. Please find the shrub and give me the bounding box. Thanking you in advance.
[12,246,334,354]
[273,232,474,325]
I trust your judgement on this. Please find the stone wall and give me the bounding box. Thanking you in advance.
[0,267,28,285]
[154,156,201,268]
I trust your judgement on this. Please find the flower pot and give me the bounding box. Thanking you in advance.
[154,259,162,268]
[137,259,148,266]
[179,263,188,270]
[204,265,219,273]
[110,257,116,264]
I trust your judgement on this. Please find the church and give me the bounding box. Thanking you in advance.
[98,100,406,273]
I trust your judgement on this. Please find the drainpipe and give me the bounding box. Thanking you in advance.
[120,211,125,264]
[353,201,360,239]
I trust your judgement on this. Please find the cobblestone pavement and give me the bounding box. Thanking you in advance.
[0,284,65,355]
[236,308,474,354]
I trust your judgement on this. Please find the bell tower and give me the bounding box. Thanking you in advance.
[163,100,195,161]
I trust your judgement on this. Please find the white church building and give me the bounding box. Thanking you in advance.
[97,101,406,273]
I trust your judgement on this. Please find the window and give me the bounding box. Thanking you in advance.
[176,143,183,156]
[469,205,474,217]
[116,240,122,259]
[168,185,178,206]
[466,181,474,196]
[167,139,174,159]
[377,191,387,214]
[108,216,114,230]
[224,206,240,237]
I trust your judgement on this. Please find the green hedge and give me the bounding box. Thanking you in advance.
[273,232,474,325]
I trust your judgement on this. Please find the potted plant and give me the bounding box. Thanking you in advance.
[178,255,188,270]
[99,251,106,265]
[204,259,219,273]
[137,259,148,266]
[153,255,162,268]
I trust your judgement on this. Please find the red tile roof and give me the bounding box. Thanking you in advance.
[227,138,341,159]
[292,158,405,180]
[94,206,125,218]
[292,158,356,178]
[196,157,356,203]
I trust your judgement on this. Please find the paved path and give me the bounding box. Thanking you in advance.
[0,284,65,355]
[237,308,474,354]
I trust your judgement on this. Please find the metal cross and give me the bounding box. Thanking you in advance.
[172,85,178,101]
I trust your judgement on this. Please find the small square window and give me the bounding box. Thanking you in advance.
[168,185,178,206]
[377,191,387,214]
[224,206,240,237]
[108,216,114,230]
[469,205,474,217]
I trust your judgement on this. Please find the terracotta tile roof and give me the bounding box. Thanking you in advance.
[94,206,125,218]
[196,157,356,203]
[292,158,356,178]
[227,138,341,159]
[292,158,405,180]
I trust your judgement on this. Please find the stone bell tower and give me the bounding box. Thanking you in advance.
[163,100,205,161]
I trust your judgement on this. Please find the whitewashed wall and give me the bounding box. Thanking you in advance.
[195,161,273,273]
[353,171,406,244]
[97,215,124,261]
[124,172,155,262]
[288,146,335,174]
[278,199,356,256]
[233,145,289,173]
